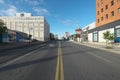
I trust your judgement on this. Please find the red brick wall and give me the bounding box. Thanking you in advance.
[96,0,120,27]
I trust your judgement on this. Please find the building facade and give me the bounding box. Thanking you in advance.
[96,0,120,27]
[95,0,120,42]
[0,13,50,41]
[82,22,96,42]
[75,28,82,42]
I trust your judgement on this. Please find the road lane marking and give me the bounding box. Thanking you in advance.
[49,44,55,47]
[55,42,64,80]
[0,49,39,68]
[55,47,60,80]
[59,46,64,80]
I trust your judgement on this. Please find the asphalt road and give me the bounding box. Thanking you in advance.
[0,41,120,80]
[0,42,47,64]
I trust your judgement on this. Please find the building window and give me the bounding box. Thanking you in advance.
[97,11,99,15]
[115,27,120,42]
[101,17,104,21]
[118,8,120,14]
[105,5,108,9]
[116,28,120,37]
[111,11,114,16]
[101,0,104,4]
[20,14,24,17]
[101,8,103,13]
[111,0,114,6]
[97,19,100,23]
[97,3,100,7]
[106,14,108,19]
[93,31,98,42]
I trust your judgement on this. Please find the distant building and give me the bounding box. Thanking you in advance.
[64,32,70,40]
[0,13,50,41]
[82,22,96,42]
[75,28,82,42]
[69,34,75,41]
[54,34,58,40]
[50,33,55,40]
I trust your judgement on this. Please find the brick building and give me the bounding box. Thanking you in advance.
[96,0,120,27]
[87,0,120,43]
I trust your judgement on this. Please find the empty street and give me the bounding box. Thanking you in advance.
[0,41,120,80]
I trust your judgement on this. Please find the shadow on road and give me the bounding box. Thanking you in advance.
[0,55,57,72]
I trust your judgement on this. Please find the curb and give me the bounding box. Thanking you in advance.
[72,41,120,54]
[0,42,46,52]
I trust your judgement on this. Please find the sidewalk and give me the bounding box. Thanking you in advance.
[0,41,45,52]
[72,41,120,54]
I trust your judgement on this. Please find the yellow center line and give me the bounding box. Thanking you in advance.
[55,46,60,80]
[55,41,64,80]
[60,46,64,80]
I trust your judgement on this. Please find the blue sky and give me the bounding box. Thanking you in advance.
[0,0,96,37]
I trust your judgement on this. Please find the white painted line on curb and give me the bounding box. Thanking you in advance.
[0,49,39,68]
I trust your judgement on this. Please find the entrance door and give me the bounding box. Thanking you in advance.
[93,31,98,42]
[115,28,120,42]
[0,34,2,43]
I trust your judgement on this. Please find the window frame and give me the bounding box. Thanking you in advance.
[105,14,108,19]
[111,0,114,6]
[101,8,103,13]
[97,19,100,23]
[105,5,108,10]
[111,11,114,16]
[101,17,104,21]
[97,11,99,15]
[118,8,120,14]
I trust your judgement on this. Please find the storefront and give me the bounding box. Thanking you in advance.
[93,31,98,42]
[115,25,120,43]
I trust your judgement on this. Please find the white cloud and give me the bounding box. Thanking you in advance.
[17,0,46,6]
[39,0,46,5]
[33,7,49,15]
[32,0,46,6]
[31,1,39,5]
[0,0,4,4]
[24,0,39,6]
[62,19,73,25]
[1,5,18,16]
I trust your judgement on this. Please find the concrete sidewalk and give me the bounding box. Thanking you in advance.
[72,41,120,54]
[0,41,45,52]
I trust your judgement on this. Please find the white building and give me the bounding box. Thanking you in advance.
[0,13,50,41]
[82,22,96,42]
[75,28,82,42]
[82,22,119,43]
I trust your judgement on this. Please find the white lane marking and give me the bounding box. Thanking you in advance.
[0,49,39,68]
[37,44,46,47]
[87,52,112,63]
[49,44,55,47]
